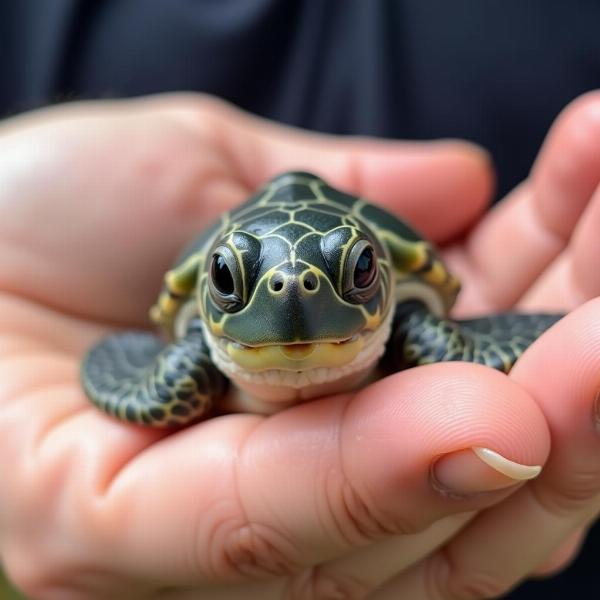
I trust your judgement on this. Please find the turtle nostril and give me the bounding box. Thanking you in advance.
[302,271,319,292]
[270,273,285,292]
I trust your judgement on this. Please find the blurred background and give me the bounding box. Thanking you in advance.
[1,1,600,598]
[2,1,599,199]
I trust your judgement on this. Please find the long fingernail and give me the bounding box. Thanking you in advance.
[431,447,542,497]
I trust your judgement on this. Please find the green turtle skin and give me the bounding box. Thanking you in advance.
[390,300,562,372]
[82,319,226,427]
[81,172,563,427]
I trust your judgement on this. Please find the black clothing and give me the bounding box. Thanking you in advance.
[1,1,600,597]
[3,1,600,198]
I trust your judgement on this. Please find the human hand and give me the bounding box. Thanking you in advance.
[5,90,600,597]
[370,92,600,598]
[0,95,555,599]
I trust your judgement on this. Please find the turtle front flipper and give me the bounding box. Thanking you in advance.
[389,300,563,373]
[82,319,227,427]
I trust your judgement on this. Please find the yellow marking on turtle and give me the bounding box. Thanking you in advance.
[310,178,327,202]
[207,313,226,337]
[164,253,203,295]
[158,294,180,317]
[149,305,162,324]
[350,198,368,218]
[291,224,345,249]
[225,234,249,304]
[256,182,278,207]
[151,252,204,326]
[358,305,385,331]
[422,261,448,286]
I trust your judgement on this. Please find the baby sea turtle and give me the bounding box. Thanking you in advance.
[82,172,561,427]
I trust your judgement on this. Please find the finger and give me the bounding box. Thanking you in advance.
[0,361,550,592]
[0,95,492,325]
[376,300,600,600]
[0,93,494,244]
[532,526,586,578]
[0,292,108,358]
[447,90,600,314]
[372,524,587,600]
[127,95,494,246]
[290,513,475,599]
[164,94,494,243]
[0,99,248,326]
[0,300,515,598]
[518,182,600,311]
[155,96,494,254]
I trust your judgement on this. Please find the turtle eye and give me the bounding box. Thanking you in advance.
[353,246,376,288]
[342,239,379,304]
[208,246,244,312]
[211,254,234,295]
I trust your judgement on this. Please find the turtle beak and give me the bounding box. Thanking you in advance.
[226,338,365,372]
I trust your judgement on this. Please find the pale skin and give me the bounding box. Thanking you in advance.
[1,92,600,599]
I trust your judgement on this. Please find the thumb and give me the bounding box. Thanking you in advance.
[76,363,549,585]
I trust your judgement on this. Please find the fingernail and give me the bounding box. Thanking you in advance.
[431,447,542,497]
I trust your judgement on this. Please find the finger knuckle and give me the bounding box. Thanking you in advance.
[172,92,239,139]
[285,566,371,600]
[214,518,302,580]
[202,423,304,580]
[159,91,227,121]
[327,469,420,545]
[427,548,515,600]
[532,470,600,517]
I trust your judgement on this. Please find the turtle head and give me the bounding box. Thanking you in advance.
[196,217,395,404]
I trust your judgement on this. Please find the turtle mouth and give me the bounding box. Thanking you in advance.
[280,343,315,359]
[223,335,365,372]
[199,306,394,390]
[279,336,359,359]
[229,334,359,357]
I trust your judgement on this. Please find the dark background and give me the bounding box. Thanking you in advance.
[1,1,599,597]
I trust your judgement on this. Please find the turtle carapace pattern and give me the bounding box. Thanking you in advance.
[82,172,562,426]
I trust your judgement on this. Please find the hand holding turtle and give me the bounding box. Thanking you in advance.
[375,91,600,597]
[0,94,598,599]
[81,168,561,426]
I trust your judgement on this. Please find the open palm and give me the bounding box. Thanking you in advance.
[1,94,600,599]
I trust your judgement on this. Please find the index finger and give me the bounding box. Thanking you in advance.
[195,95,492,242]
[0,95,492,325]
[448,91,600,314]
